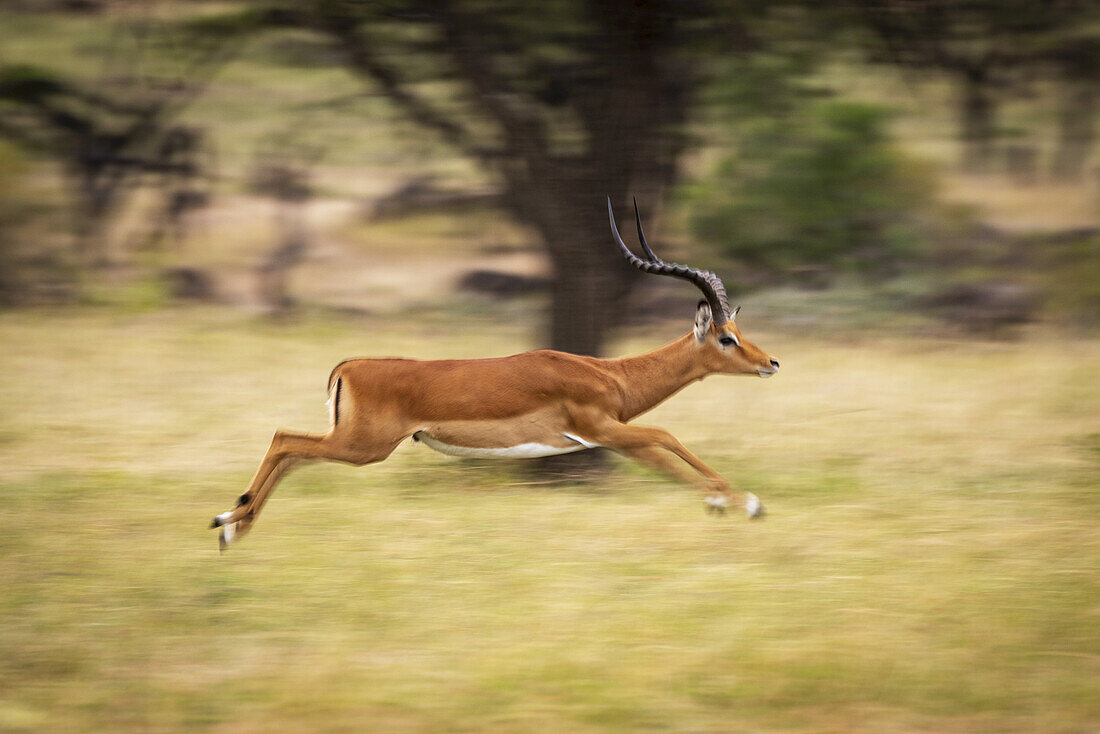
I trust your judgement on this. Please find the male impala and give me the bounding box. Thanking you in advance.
[211,198,779,549]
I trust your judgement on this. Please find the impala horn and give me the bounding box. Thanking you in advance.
[607,196,732,326]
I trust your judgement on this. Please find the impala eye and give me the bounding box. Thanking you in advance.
[718,335,739,347]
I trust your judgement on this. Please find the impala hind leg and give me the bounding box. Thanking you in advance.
[216,454,302,549]
[211,429,400,550]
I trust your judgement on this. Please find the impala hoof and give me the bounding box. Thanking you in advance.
[218,521,237,551]
[746,493,765,519]
[705,495,729,516]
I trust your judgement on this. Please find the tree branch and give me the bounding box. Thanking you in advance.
[315,10,502,164]
[435,2,549,158]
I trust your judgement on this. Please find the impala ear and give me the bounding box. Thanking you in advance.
[731,304,741,320]
[694,300,713,342]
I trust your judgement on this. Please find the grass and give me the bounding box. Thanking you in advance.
[1,307,1098,733]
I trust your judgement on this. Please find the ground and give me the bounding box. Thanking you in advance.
[0,307,1097,733]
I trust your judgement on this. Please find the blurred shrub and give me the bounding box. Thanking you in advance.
[924,280,1039,337]
[687,100,935,284]
[0,141,26,306]
[1045,232,1100,329]
[0,140,78,306]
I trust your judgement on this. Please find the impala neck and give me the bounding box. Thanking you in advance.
[614,333,712,421]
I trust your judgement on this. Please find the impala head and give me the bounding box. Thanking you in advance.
[608,197,779,378]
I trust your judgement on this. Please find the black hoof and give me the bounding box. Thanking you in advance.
[218,529,228,552]
[210,516,222,528]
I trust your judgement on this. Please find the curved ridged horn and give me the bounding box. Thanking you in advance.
[608,196,731,326]
[632,196,660,263]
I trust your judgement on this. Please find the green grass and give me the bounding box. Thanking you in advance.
[1,308,1098,733]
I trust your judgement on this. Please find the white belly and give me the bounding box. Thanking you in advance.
[414,432,596,459]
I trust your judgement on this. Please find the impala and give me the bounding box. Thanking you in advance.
[211,198,779,549]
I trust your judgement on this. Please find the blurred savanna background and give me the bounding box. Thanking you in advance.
[1,1,1098,732]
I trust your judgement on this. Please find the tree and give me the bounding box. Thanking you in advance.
[854,1,1093,174]
[0,8,262,269]
[1048,36,1100,181]
[249,144,321,316]
[0,64,192,267]
[296,0,722,357]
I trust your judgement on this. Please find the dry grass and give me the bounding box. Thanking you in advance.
[1,308,1098,733]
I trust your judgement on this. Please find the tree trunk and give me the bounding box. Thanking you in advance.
[1051,79,1098,182]
[73,169,112,269]
[515,180,654,476]
[959,66,997,173]
[539,251,632,477]
[548,265,614,356]
[544,229,637,356]
[528,196,641,476]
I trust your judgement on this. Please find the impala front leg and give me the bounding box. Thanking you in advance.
[653,428,764,519]
[616,444,734,513]
[579,419,764,519]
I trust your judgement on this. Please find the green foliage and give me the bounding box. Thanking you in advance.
[1045,232,1100,328]
[689,95,935,282]
[0,63,65,95]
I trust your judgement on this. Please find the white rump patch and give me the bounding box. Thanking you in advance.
[415,432,598,459]
[326,380,338,429]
